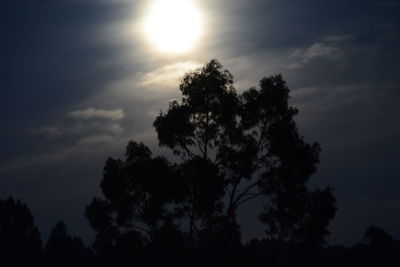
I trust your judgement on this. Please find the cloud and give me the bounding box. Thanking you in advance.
[32,107,126,141]
[138,61,201,88]
[289,43,340,69]
[67,108,125,121]
[0,125,156,174]
[301,43,340,61]
[27,107,127,165]
[287,34,354,69]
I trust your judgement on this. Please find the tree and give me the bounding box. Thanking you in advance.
[0,197,42,267]
[154,59,336,245]
[86,142,178,266]
[43,221,94,267]
[87,59,336,254]
[364,225,395,248]
[86,142,177,235]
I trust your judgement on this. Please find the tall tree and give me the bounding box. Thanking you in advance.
[87,59,336,251]
[154,60,336,245]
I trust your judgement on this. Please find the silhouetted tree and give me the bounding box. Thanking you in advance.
[362,225,400,266]
[87,59,337,264]
[154,60,336,246]
[86,141,179,266]
[153,60,239,239]
[364,225,395,248]
[260,187,336,246]
[311,226,400,267]
[43,221,94,267]
[0,197,42,267]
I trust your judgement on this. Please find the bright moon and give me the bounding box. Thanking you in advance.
[144,0,203,53]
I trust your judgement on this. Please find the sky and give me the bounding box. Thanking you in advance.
[1,0,400,246]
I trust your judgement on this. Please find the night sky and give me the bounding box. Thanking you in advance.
[1,0,400,246]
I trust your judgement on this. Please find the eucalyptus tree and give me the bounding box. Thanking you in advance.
[154,59,336,245]
[87,59,336,251]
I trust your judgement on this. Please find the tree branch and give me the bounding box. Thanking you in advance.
[234,176,266,206]
[236,193,263,206]
[130,223,151,234]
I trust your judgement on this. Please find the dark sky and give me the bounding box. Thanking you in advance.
[1,0,399,246]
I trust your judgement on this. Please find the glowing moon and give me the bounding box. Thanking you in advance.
[144,0,203,53]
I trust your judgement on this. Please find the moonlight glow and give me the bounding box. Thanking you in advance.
[144,0,203,53]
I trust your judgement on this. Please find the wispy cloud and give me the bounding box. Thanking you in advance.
[288,43,340,69]
[288,34,353,69]
[28,107,127,160]
[138,61,201,87]
[67,108,125,121]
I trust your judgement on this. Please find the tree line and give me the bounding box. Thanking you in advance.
[1,60,398,266]
[1,196,399,267]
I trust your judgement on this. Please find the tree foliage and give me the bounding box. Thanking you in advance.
[0,197,42,266]
[43,221,94,267]
[86,59,337,260]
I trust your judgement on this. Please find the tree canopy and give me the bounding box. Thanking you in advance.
[0,197,42,266]
[86,59,337,265]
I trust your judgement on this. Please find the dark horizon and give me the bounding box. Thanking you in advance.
[1,0,400,248]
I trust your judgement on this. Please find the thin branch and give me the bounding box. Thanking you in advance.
[203,111,210,159]
[237,177,262,194]
[256,121,268,153]
[191,219,201,236]
[225,187,233,198]
[180,143,196,159]
[177,201,201,237]
[234,176,266,206]
[130,223,151,233]
[236,193,263,206]
[228,176,242,211]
